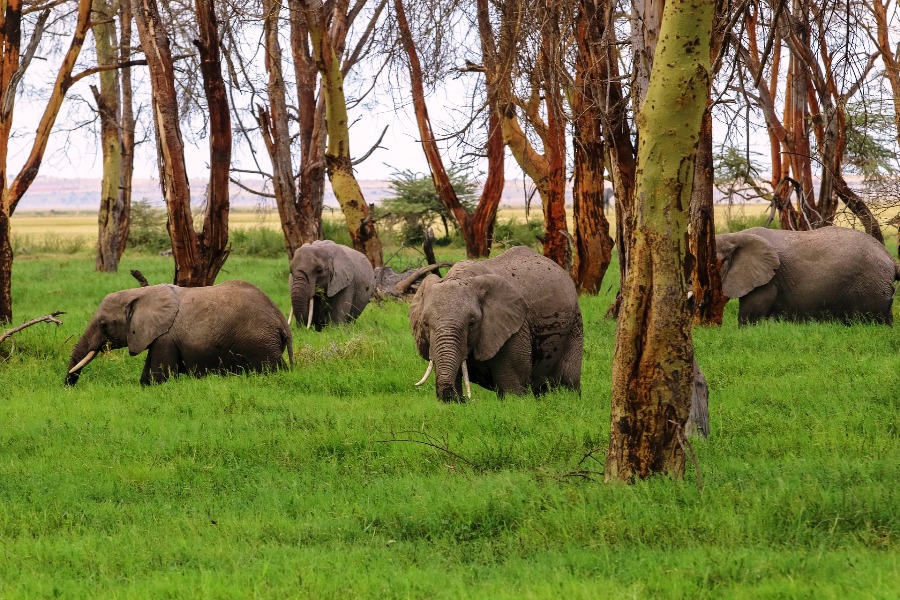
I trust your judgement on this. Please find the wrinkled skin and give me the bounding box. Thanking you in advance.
[716,226,900,325]
[409,246,583,401]
[290,240,375,331]
[66,281,292,386]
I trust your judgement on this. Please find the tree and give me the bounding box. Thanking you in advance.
[0,0,93,324]
[393,0,505,259]
[606,0,713,481]
[379,168,477,244]
[92,0,136,273]
[299,0,385,267]
[475,0,571,269]
[132,0,232,287]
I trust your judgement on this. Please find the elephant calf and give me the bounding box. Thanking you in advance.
[409,246,583,401]
[716,226,900,325]
[66,280,292,385]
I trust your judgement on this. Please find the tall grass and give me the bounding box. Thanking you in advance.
[0,253,897,597]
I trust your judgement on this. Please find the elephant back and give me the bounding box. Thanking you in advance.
[479,246,580,317]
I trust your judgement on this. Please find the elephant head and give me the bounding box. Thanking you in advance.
[289,240,352,329]
[715,231,781,298]
[409,273,527,401]
[65,285,180,385]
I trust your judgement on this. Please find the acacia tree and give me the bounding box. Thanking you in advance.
[393,0,504,258]
[475,0,571,269]
[92,0,137,272]
[298,0,384,267]
[734,0,883,238]
[249,0,387,257]
[133,0,232,286]
[606,0,713,481]
[0,0,93,324]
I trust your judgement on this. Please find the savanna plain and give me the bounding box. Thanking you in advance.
[1,210,898,598]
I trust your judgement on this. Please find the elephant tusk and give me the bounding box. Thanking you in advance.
[415,360,433,386]
[68,350,97,374]
[306,298,314,330]
[461,359,472,400]
[287,306,293,325]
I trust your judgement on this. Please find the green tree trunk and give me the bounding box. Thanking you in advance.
[92,0,123,273]
[606,0,714,482]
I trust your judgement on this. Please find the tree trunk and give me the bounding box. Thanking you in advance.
[600,0,638,315]
[290,4,325,244]
[689,106,726,325]
[93,0,123,273]
[606,0,712,482]
[0,0,92,323]
[117,0,135,261]
[260,0,305,256]
[133,0,231,286]
[572,0,614,294]
[0,207,11,324]
[302,0,382,267]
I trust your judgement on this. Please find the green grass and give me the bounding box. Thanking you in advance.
[0,246,898,598]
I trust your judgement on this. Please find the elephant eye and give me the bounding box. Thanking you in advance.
[468,317,476,328]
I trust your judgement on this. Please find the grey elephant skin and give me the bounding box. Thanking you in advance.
[290,240,375,330]
[409,246,583,401]
[716,226,900,325]
[66,280,292,386]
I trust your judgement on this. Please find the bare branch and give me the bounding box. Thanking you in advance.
[351,125,388,165]
[0,312,65,346]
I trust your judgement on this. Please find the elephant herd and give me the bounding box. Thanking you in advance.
[65,227,900,399]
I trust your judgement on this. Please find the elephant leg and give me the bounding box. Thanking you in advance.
[553,318,583,392]
[140,338,181,385]
[737,283,778,325]
[328,288,355,324]
[489,331,532,397]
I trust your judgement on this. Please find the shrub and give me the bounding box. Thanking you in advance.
[128,198,170,252]
[491,217,543,250]
[230,227,285,258]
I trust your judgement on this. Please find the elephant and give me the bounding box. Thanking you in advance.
[289,240,375,330]
[716,226,900,325]
[66,280,292,386]
[409,246,583,401]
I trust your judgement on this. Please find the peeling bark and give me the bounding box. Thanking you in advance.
[606,0,713,482]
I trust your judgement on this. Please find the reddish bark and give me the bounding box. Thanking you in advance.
[0,0,92,323]
[133,0,231,287]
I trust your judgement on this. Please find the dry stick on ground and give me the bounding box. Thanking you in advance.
[0,311,65,346]
[375,431,476,472]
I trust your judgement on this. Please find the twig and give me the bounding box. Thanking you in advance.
[0,312,65,346]
[376,430,476,471]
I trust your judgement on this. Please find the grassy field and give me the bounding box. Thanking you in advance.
[0,226,898,597]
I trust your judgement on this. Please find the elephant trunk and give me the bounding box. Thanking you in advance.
[290,276,315,330]
[432,327,468,402]
[66,321,104,386]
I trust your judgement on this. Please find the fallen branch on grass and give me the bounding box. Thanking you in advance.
[0,311,65,346]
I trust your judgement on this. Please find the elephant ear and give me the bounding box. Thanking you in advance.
[327,247,353,296]
[409,274,440,360]
[126,285,180,355]
[719,232,780,298]
[472,274,527,362]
